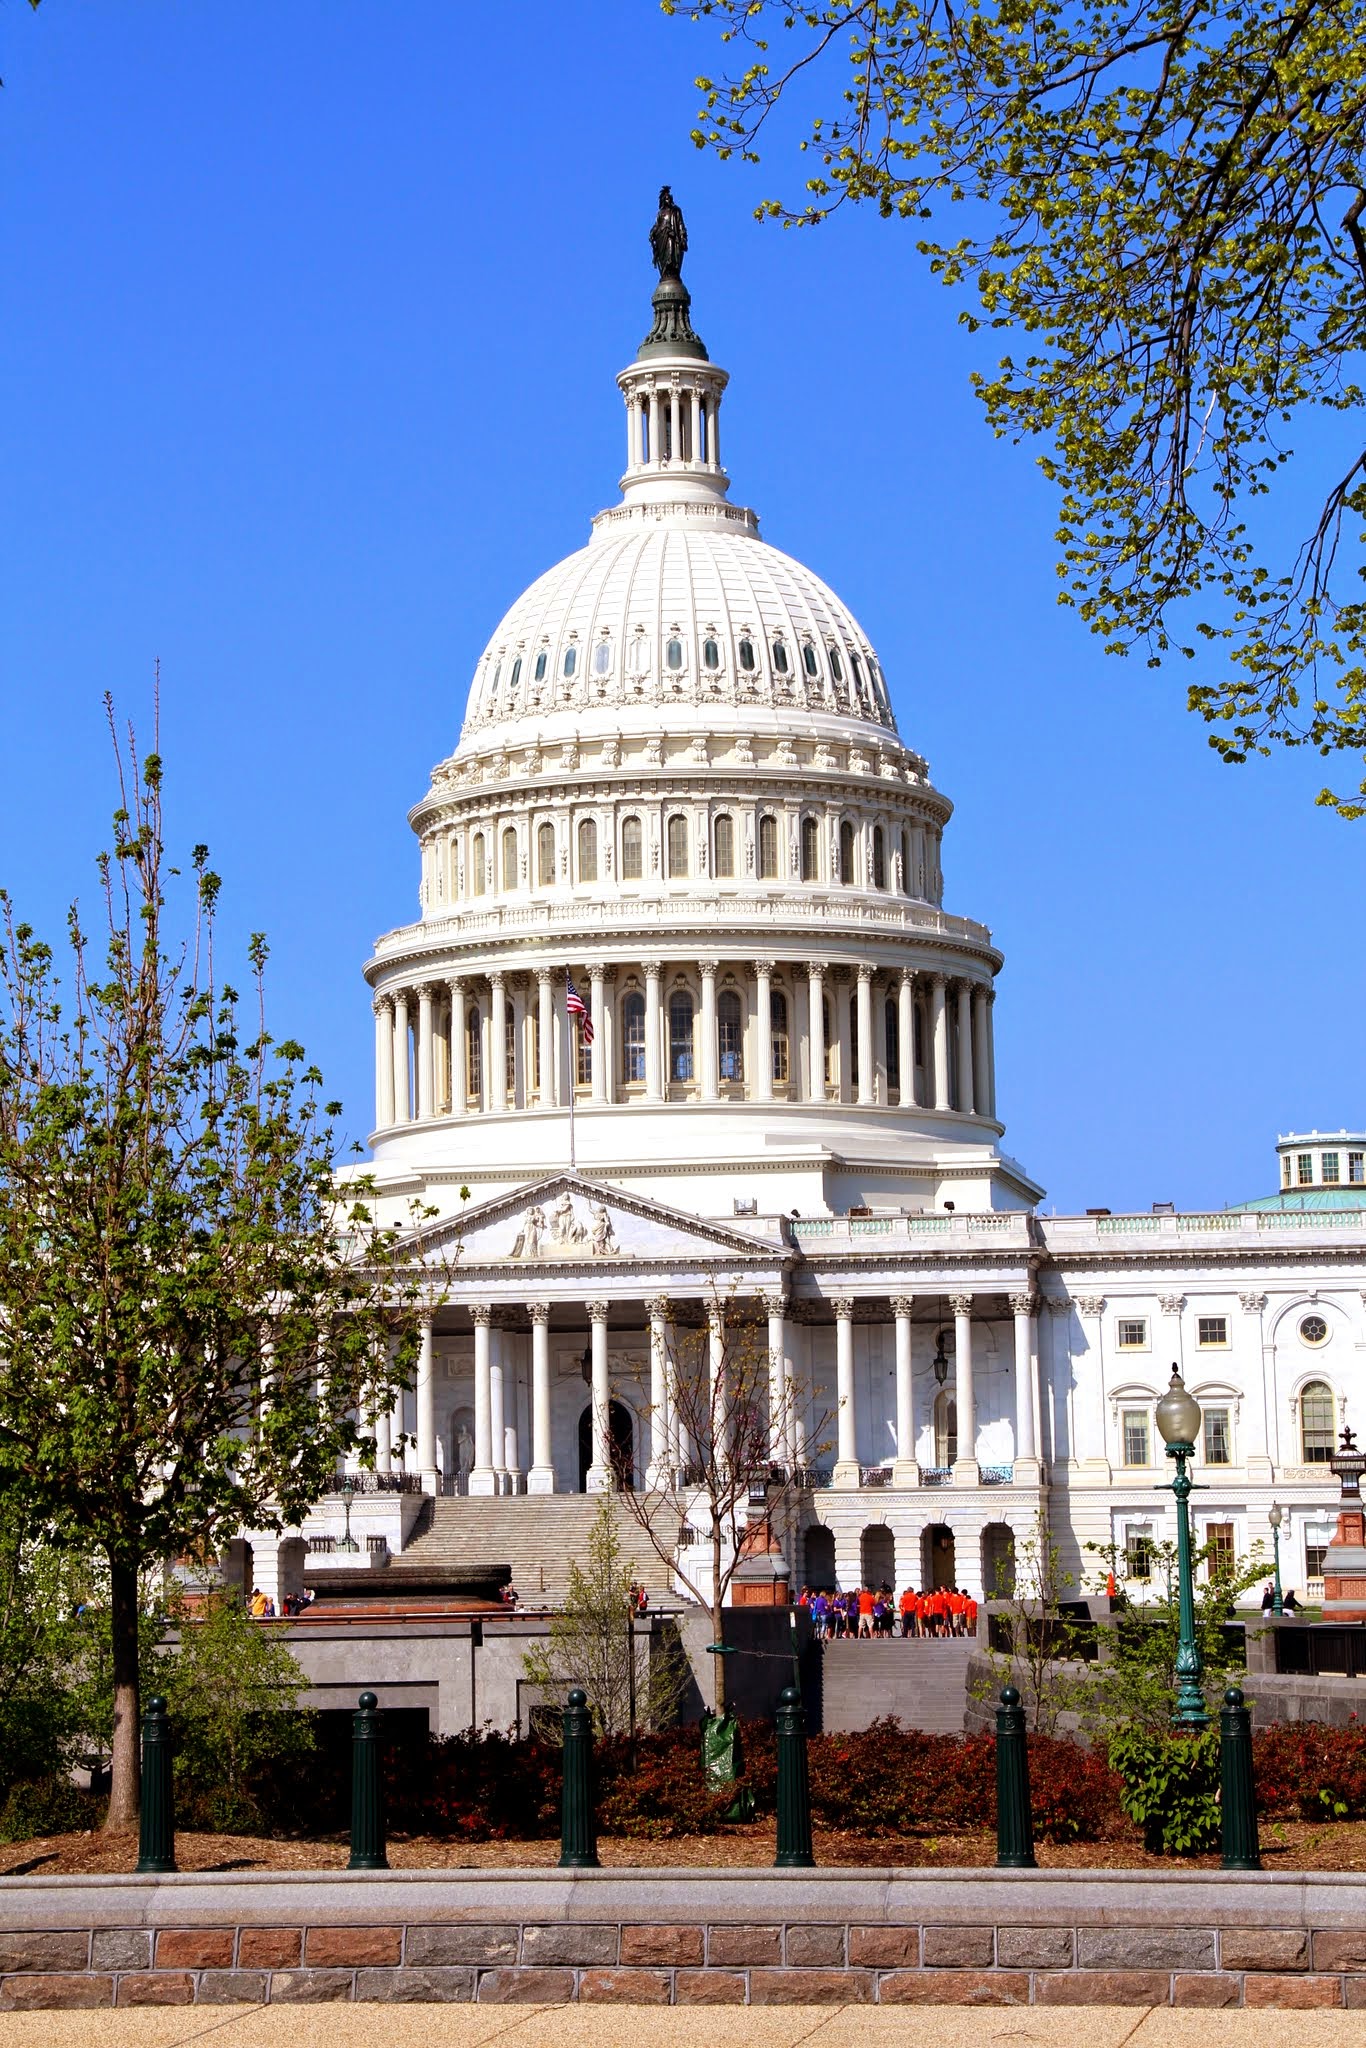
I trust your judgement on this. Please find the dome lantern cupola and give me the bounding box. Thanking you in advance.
[617,188,731,511]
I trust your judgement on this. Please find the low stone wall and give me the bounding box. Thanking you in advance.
[2,1868,1365,2008]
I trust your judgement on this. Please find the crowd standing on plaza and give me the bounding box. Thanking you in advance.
[796,1584,978,1639]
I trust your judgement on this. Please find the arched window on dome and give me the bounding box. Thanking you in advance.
[771,991,789,1086]
[667,813,689,878]
[885,998,900,1099]
[465,1005,482,1103]
[772,639,789,674]
[537,822,555,888]
[593,640,611,676]
[872,824,886,890]
[758,813,779,880]
[802,643,819,678]
[577,817,598,883]
[851,652,868,703]
[669,991,694,1083]
[534,650,548,682]
[1301,1380,1336,1463]
[738,637,756,672]
[563,645,577,679]
[821,997,833,1088]
[702,637,720,671]
[471,832,486,898]
[665,637,684,672]
[510,656,522,691]
[621,991,646,1084]
[501,827,518,891]
[800,814,820,881]
[828,645,843,682]
[492,662,502,693]
[900,828,910,895]
[713,813,735,878]
[717,990,743,1084]
[838,819,855,886]
[870,657,889,712]
[621,816,643,881]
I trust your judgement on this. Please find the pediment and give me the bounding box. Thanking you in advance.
[407,1174,789,1271]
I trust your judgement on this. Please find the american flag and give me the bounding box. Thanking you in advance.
[566,973,594,1044]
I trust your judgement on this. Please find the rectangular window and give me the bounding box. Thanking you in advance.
[1203,1407,1232,1465]
[1197,1315,1228,1347]
[1298,1152,1314,1185]
[1305,1541,1328,1581]
[1205,1521,1235,1578]
[1122,1410,1150,1467]
[1351,1151,1365,1185]
[1282,1153,1292,1186]
[1322,1151,1340,1184]
[575,1028,592,1088]
[1125,1526,1155,1580]
[1117,1318,1148,1350]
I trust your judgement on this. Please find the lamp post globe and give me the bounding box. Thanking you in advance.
[1155,1368,1208,1729]
[1268,1502,1284,1617]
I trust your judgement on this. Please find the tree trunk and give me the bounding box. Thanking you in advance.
[104,1554,141,1833]
[711,1543,726,1716]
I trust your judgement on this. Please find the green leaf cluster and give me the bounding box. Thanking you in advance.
[156,1590,315,1833]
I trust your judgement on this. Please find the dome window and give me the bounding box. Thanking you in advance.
[621,816,643,881]
[666,637,684,671]
[738,637,756,672]
[563,646,577,678]
[886,997,900,1097]
[800,815,820,881]
[622,991,646,1084]
[667,813,689,878]
[593,641,611,676]
[669,992,694,1082]
[838,819,855,886]
[577,817,598,883]
[758,813,779,880]
[501,827,519,891]
[828,646,844,682]
[900,828,910,894]
[471,831,486,898]
[872,824,886,890]
[465,1006,482,1099]
[510,657,522,691]
[492,662,502,692]
[772,639,789,674]
[851,652,867,698]
[771,991,789,1085]
[713,813,735,878]
[717,990,744,1084]
[534,651,548,683]
[702,637,720,670]
[802,643,819,678]
[537,822,555,888]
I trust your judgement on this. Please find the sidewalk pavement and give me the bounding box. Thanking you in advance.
[2,2007,1366,2048]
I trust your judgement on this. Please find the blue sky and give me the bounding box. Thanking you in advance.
[4,1,1362,1213]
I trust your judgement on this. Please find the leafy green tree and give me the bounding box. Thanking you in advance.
[0,704,425,1831]
[973,1514,1095,1734]
[0,1507,90,1799]
[671,0,1366,813]
[157,1591,315,1833]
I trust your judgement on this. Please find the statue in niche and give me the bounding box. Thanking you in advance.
[650,185,688,279]
[589,1203,619,1257]
[550,1193,588,1246]
[509,1204,545,1259]
[456,1425,474,1489]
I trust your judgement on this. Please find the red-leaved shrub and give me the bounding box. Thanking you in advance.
[1252,1720,1366,1822]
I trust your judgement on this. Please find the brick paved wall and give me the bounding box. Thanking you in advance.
[2,1870,1364,2009]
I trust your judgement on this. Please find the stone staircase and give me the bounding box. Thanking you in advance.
[820,1636,974,1734]
[391,1494,680,1609]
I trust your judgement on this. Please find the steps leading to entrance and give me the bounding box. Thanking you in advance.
[820,1637,974,1735]
[392,1495,678,1609]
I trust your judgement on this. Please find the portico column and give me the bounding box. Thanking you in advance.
[985,991,997,1118]
[833,1296,859,1487]
[469,1306,496,1496]
[490,1324,507,1489]
[892,1296,919,1486]
[588,962,607,1103]
[648,388,661,465]
[897,970,915,1107]
[374,995,395,1129]
[699,959,719,1102]
[690,387,702,463]
[489,973,508,1113]
[764,1292,788,1466]
[950,1292,978,1484]
[416,984,435,1121]
[643,959,663,1101]
[586,1300,612,1493]
[393,990,411,1123]
[856,965,875,1106]
[416,1315,437,1491]
[669,385,681,461]
[537,967,556,1107]
[527,1303,555,1494]
[1011,1291,1041,1483]
[807,963,826,1101]
[448,978,466,1119]
[930,975,950,1111]
[646,1296,670,1485]
[753,960,774,1103]
[973,984,991,1119]
[374,1385,393,1475]
[955,980,975,1115]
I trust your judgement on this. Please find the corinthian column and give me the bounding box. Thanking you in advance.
[586,1301,612,1493]
[527,1302,555,1494]
[856,964,875,1106]
[951,1293,978,1484]
[537,967,556,1107]
[898,970,915,1108]
[643,960,663,1101]
[753,960,773,1104]
[973,983,991,1118]
[447,978,466,1119]
[892,1296,918,1486]
[955,979,975,1116]
[807,963,826,1101]
[699,959,719,1102]
[1010,1292,1040,1483]
[588,962,607,1103]
[416,1315,436,1489]
[393,990,411,1123]
[489,972,507,1113]
[930,975,949,1111]
[833,1296,860,1489]
[374,994,395,1129]
[469,1306,496,1496]
[416,984,435,1121]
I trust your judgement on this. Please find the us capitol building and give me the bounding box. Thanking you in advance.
[254,197,1366,1612]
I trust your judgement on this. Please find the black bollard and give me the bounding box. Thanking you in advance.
[995,1684,1036,1869]
[1219,1686,1261,1870]
[135,1695,177,1875]
[348,1690,389,1871]
[774,1683,815,1868]
[559,1687,600,1869]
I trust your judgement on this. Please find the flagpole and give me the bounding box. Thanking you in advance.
[569,1033,577,1172]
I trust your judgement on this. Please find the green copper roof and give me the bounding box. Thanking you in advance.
[1226,1188,1366,1213]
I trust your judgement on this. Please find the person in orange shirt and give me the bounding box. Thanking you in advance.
[899,1586,916,1637]
[966,1593,979,1636]
[857,1586,876,1637]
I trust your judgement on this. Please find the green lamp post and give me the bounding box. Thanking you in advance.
[1155,1365,1208,1729]
[1268,1502,1284,1617]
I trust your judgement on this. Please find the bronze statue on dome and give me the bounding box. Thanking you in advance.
[650,186,688,280]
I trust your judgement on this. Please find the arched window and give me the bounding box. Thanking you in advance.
[665,637,684,671]
[872,824,886,889]
[621,816,643,880]
[667,813,689,878]
[885,997,900,1095]
[471,832,486,897]
[465,1006,482,1099]
[800,814,820,881]
[593,640,611,675]
[717,989,743,1082]
[577,816,598,882]
[828,645,844,682]
[851,651,866,698]
[713,813,735,878]
[821,998,832,1086]
[669,991,694,1081]
[802,642,819,677]
[702,637,720,670]
[622,991,646,1084]
[501,826,518,890]
[1301,1380,1336,1463]
[738,637,756,672]
[849,993,859,1091]
[758,813,779,879]
[563,645,577,678]
[900,828,910,893]
[534,650,547,682]
[505,1009,517,1099]
[537,822,555,887]
[510,656,522,690]
[771,990,789,1085]
[934,1389,958,1469]
[492,662,502,692]
[838,819,855,885]
[772,639,789,673]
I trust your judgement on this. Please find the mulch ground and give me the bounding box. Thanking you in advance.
[4,1818,1366,1877]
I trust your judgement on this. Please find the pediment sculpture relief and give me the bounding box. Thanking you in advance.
[508,1193,620,1260]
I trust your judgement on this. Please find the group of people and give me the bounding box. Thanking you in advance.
[628,1582,651,1617]
[797,1583,979,1639]
[248,1586,313,1619]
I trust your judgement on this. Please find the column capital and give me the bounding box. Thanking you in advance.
[535,965,556,988]
[1078,1294,1107,1317]
[586,961,607,982]
[470,1304,493,1327]
[948,1292,974,1316]
[1009,1292,1038,1318]
[447,973,465,994]
[931,970,947,990]
[1239,1291,1267,1314]
[698,958,719,979]
[645,1295,671,1319]
[373,992,394,1017]
[643,958,664,979]
[832,1294,855,1322]
[417,980,440,1001]
[488,969,506,990]
[890,1295,915,1318]
[899,966,916,990]
[760,1289,787,1317]
[1044,1294,1071,1316]
[806,960,825,984]
[857,961,874,985]
[752,958,775,978]
[585,1299,610,1322]
[394,985,411,1010]
[1158,1293,1184,1315]
[528,1300,552,1325]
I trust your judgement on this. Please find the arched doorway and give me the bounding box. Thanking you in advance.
[578,1400,634,1492]
[922,1523,955,1590]
[804,1524,836,1589]
[982,1522,1016,1599]
[861,1524,896,1589]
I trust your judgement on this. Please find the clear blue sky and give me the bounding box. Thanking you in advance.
[4,1,1362,1213]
